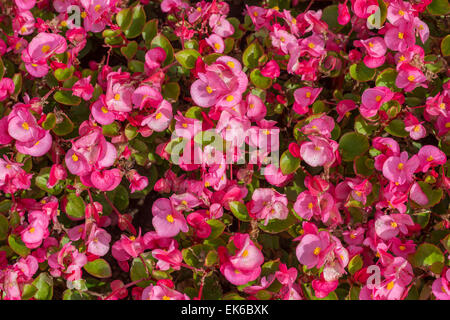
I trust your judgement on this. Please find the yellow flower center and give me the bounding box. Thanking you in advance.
[249,103,255,109]
[61,20,67,27]
[41,45,50,53]
[313,247,321,255]
[306,91,312,98]
[155,112,162,120]
[399,55,405,61]
[72,154,79,162]
[350,234,356,239]
[427,156,434,162]
[253,11,258,17]
[439,103,445,109]
[375,95,382,102]
[263,129,270,135]
[368,42,374,48]
[391,221,398,228]
[81,12,87,19]
[398,32,404,39]
[308,42,315,49]
[308,202,313,209]
[206,86,213,94]
[227,61,235,68]
[29,227,35,233]
[204,181,210,187]
[22,122,29,130]
[408,75,415,82]
[292,18,297,24]
[413,125,420,132]
[20,26,27,33]
[398,10,404,16]
[94,4,101,12]
[214,43,221,50]
[166,214,174,223]
[445,122,450,128]
[114,93,121,101]
[130,236,136,241]
[162,295,171,300]
[399,245,406,251]
[280,37,285,43]
[242,250,249,257]
[101,106,108,114]
[15,42,21,50]
[182,123,188,128]
[226,95,234,102]
[387,281,395,290]
[34,140,40,146]
[397,163,404,170]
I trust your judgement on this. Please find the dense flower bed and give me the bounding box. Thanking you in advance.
[0,0,449,300]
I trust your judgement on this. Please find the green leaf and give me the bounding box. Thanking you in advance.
[52,113,74,136]
[65,193,85,219]
[427,0,450,15]
[162,82,180,102]
[142,19,158,46]
[413,243,444,268]
[249,69,272,89]
[53,91,81,106]
[175,49,201,69]
[339,132,369,161]
[441,234,450,252]
[321,5,343,31]
[128,60,145,73]
[35,167,64,195]
[151,34,174,66]
[120,41,138,60]
[22,284,38,300]
[33,273,53,300]
[258,212,298,234]
[54,66,75,82]
[376,68,399,91]
[354,155,374,177]
[182,244,206,268]
[8,234,30,257]
[12,73,22,97]
[185,106,203,120]
[116,8,132,31]
[384,119,408,137]
[441,35,450,56]
[205,250,218,267]
[354,115,377,136]
[243,41,264,69]
[130,253,153,287]
[0,214,8,241]
[229,201,251,222]
[280,150,300,175]
[42,113,56,130]
[123,5,146,38]
[349,62,376,82]
[83,259,112,278]
[348,254,363,275]
[206,219,225,240]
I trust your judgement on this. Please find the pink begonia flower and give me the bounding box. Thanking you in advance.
[312,274,339,298]
[384,21,415,52]
[161,0,189,13]
[7,105,44,143]
[409,182,432,207]
[219,233,264,286]
[417,145,447,172]
[186,212,211,239]
[0,117,12,145]
[190,56,247,108]
[141,283,190,300]
[246,5,268,30]
[206,33,224,53]
[0,78,15,101]
[432,269,450,300]
[360,86,394,119]
[85,226,110,257]
[260,60,280,79]
[209,14,234,37]
[16,130,52,157]
[243,274,276,295]
[141,99,173,132]
[295,231,331,269]
[72,76,94,101]
[382,151,419,185]
[145,47,166,74]
[342,227,365,245]
[374,213,414,240]
[248,188,289,225]
[351,0,378,19]
[336,99,358,122]
[387,0,413,25]
[126,169,148,193]
[47,164,67,188]
[293,87,322,115]
[389,238,416,259]
[299,34,326,58]
[132,85,163,110]
[0,156,32,193]
[246,94,267,121]
[395,64,427,92]
[355,37,387,68]
[300,136,336,168]
[414,17,429,44]
[111,234,145,269]
[91,97,115,125]
[21,211,49,249]
[152,198,188,238]
[337,3,350,25]
[48,242,87,281]
[89,168,122,191]
[152,239,183,270]
[21,32,67,77]
[14,0,36,11]
[263,164,294,187]
[405,122,426,140]
[302,115,335,138]
[271,26,297,55]
[13,11,35,36]
[80,0,115,33]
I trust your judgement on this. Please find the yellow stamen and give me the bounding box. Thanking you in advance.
[308,202,313,209]
[81,12,87,19]
[114,93,121,101]
[72,154,79,162]
[206,86,213,94]
[249,104,255,109]
[446,122,450,128]
[439,103,446,109]
[313,247,321,255]
[308,42,315,49]
[242,250,249,257]
[253,11,258,17]
[398,10,404,16]
[94,4,101,12]
[413,125,420,132]
[399,55,405,61]
[101,106,108,114]
[306,91,312,98]
[398,32,404,39]
[130,236,136,241]
[399,245,406,251]
[226,95,234,102]
[350,234,356,239]
[182,123,188,128]
[375,95,382,102]
[214,43,221,50]
[22,122,29,130]
[408,75,415,82]
[166,214,174,223]
[20,26,27,33]
[368,42,374,48]
[387,281,395,290]
[427,156,434,162]
[61,20,67,27]
[162,295,171,300]
[29,227,35,233]
[155,112,162,120]
[391,221,398,228]
[227,61,235,68]
[397,163,404,170]
[41,45,50,53]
